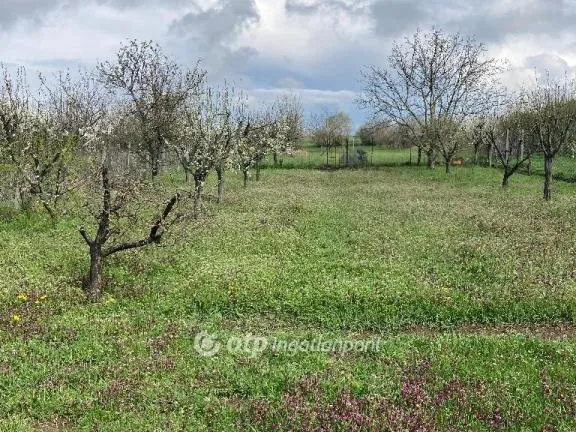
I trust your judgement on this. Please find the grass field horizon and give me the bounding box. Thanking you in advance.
[2,155,576,430]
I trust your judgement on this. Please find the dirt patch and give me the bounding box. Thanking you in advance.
[405,322,576,341]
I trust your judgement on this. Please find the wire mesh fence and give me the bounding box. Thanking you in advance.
[260,144,576,184]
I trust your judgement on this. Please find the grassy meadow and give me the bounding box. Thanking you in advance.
[2,152,576,430]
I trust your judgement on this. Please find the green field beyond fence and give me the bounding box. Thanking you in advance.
[265,143,576,183]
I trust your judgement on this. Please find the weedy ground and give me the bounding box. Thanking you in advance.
[1,152,576,431]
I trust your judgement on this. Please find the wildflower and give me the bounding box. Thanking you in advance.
[103,295,116,305]
[11,314,21,323]
[17,294,28,302]
[39,295,47,301]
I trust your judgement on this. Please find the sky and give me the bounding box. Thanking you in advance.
[1,0,576,129]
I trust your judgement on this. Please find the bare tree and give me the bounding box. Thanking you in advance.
[359,28,502,170]
[470,120,486,166]
[310,111,352,167]
[78,109,186,300]
[0,66,104,218]
[213,128,237,203]
[0,65,31,207]
[272,94,304,165]
[228,92,300,187]
[171,83,238,217]
[212,87,243,203]
[97,40,206,178]
[38,70,108,215]
[235,106,284,186]
[255,110,285,181]
[522,76,576,200]
[480,109,535,187]
[434,118,467,173]
[357,122,403,149]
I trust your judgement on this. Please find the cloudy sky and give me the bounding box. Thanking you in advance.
[1,0,575,128]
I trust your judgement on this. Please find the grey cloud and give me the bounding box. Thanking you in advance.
[285,0,426,37]
[445,0,576,42]
[221,46,259,70]
[284,0,319,15]
[0,0,60,29]
[370,0,426,36]
[286,0,576,41]
[169,0,259,46]
[285,0,364,15]
[96,0,188,9]
[0,0,189,30]
[167,0,260,79]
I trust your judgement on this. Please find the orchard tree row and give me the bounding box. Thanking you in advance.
[356,29,576,200]
[0,40,304,300]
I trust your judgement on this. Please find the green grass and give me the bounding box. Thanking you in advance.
[265,144,413,168]
[272,143,576,183]
[524,153,576,182]
[2,161,576,430]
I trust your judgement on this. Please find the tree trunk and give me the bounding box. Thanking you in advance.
[151,157,160,178]
[14,187,21,208]
[273,152,278,166]
[216,166,224,203]
[488,143,494,168]
[504,129,511,166]
[88,246,104,301]
[193,173,205,218]
[150,137,163,178]
[326,147,330,166]
[543,154,554,201]
[17,187,32,212]
[345,139,349,166]
[426,149,436,169]
[527,156,532,176]
[417,147,422,166]
[444,160,450,174]
[502,168,512,188]
[255,160,261,181]
[243,168,250,187]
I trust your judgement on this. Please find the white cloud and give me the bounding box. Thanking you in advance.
[0,3,181,67]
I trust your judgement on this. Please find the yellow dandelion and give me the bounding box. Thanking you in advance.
[39,295,47,301]
[17,294,28,302]
[11,314,21,323]
[103,295,116,305]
